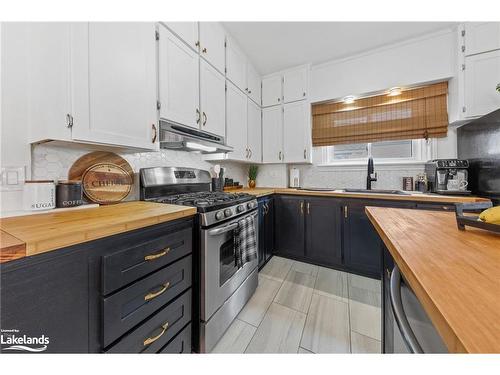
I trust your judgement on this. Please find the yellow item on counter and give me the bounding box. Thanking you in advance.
[479,206,500,224]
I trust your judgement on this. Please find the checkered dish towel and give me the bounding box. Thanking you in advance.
[234,215,257,268]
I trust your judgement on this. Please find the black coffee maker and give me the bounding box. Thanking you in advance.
[424,159,471,195]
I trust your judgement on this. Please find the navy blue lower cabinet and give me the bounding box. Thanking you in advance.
[0,217,194,354]
[275,195,305,258]
[343,200,415,278]
[304,197,342,267]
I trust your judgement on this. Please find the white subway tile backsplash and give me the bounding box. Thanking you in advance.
[30,144,424,206]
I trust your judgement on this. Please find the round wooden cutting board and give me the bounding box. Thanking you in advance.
[68,152,134,204]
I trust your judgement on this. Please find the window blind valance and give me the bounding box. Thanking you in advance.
[311,82,449,146]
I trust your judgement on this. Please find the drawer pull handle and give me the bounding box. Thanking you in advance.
[143,322,169,346]
[144,248,170,261]
[144,282,170,301]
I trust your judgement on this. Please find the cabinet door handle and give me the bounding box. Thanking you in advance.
[195,40,200,47]
[249,148,252,159]
[303,149,307,159]
[202,47,207,53]
[144,247,170,261]
[344,205,348,218]
[277,98,281,102]
[278,151,282,161]
[246,147,249,158]
[144,281,171,301]
[151,123,158,143]
[202,111,207,126]
[307,202,310,215]
[143,322,169,346]
[300,201,304,215]
[196,108,200,124]
[303,92,306,97]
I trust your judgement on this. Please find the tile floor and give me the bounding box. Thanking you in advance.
[211,256,382,354]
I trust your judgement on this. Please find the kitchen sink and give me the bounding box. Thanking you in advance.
[342,188,411,195]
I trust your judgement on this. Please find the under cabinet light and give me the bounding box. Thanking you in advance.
[185,142,217,152]
[388,87,402,96]
[343,95,356,104]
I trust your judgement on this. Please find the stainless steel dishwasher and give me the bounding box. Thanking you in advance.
[383,247,448,353]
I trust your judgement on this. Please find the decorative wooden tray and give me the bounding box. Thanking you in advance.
[454,202,500,233]
[68,152,134,204]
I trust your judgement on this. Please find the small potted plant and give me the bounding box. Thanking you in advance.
[248,165,258,189]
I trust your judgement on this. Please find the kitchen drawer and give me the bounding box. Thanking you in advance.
[106,290,191,353]
[103,255,192,347]
[158,323,192,353]
[415,203,455,211]
[102,226,192,295]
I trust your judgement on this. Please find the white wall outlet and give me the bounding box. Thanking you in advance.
[0,166,26,191]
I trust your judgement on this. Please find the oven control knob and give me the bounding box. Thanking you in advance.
[215,211,224,220]
[247,202,256,209]
[237,205,245,213]
[224,209,233,218]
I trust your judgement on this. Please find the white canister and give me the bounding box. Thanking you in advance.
[23,180,56,211]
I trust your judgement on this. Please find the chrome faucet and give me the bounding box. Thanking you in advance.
[367,157,377,190]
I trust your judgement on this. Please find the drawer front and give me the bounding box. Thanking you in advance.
[103,226,192,294]
[158,323,192,353]
[103,255,192,347]
[106,290,191,353]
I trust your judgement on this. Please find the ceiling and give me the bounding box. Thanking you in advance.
[222,22,458,75]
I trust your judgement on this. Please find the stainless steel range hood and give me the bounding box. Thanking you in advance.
[159,119,233,154]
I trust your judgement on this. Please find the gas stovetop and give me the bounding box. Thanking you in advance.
[152,191,254,212]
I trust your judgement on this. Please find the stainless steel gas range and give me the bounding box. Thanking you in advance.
[140,167,259,353]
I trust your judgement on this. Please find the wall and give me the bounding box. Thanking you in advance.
[288,27,460,190]
[310,28,457,104]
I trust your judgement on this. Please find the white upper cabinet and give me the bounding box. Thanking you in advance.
[200,59,226,137]
[262,106,283,163]
[226,35,247,91]
[199,22,226,74]
[283,101,311,163]
[247,63,261,105]
[464,50,500,118]
[262,75,282,107]
[226,81,248,160]
[247,99,262,163]
[158,24,200,129]
[71,23,157,150]
[161,22,199,51]
[25,23,72,143]
[464,22,500,56]
[283,66,308,103]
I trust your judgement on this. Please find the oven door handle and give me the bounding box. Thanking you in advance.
[207,211,258,236]
[389,265,424,354]
[208,223,239,236]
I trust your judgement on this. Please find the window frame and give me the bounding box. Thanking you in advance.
[318,138,435,167]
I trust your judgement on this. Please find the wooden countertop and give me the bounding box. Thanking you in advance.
[366,206,500,353]
[240,187,489,203]
[0,201,196,264]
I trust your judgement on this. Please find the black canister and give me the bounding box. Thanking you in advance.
[56,180,84,208]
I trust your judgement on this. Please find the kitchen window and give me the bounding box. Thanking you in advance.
[319,139,433,166]
[312,81,447,166]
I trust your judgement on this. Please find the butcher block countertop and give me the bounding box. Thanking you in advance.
[366,207,500,353]
[239,187,489,203]
[0,201,196,264]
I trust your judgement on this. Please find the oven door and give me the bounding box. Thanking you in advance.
[200,210,259,321]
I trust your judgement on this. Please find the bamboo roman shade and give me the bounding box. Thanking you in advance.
[312,82,449,146]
